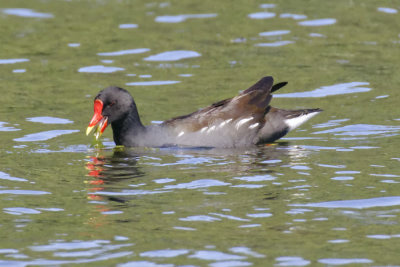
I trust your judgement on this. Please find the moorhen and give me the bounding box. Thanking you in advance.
[87,76,322,148]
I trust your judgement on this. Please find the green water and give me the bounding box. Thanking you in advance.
[0,0,399,266]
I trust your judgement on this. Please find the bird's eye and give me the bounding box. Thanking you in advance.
[109,101,116,107]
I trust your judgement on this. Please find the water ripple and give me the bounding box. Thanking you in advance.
[126,81,181,86]
[209,261,252,267]
[331,176,354,181]
[78,65,125,73]
[291,196,400,209]
[367,234,397,239]
[280,13,307,20]
[4,207,41,215]
[246,213,272,218]
[318,258,373,265]
[164,179,230,189]
[13,69,26,73]
[0,58,29,64]
[0,171,27,182]
[147,156,217,166]
[0,249,20,255]
[275,256,310,266]
[155,14,217,23]
[335,171,360,174]
[317,163,346,168]
[14,130,79,142]
[260,4,276,8]
[30,240,110,251]
[94,190,169,196]
[248,12,275,19]
[2,8,53,18]
[274,82,371,98]
[180,215,221,222]
[119,24,138,29]
[53,244,132,258]
[229,247,265,258]
[328,239,349,243]
[26,116,73,124]
[153,178,175,184]
[309,33,325,38]
[370,173,399,178]
[189,250,246,261]
[140,249,189,258]
[231,184,265,189]
[377,7,398,14]
[144,50,201,61]
[119,261,173,266]
[233,174,276,182]
[255,41,294,47]
[259,30,290,37]
[97,48,150,56]
[0,121,20,132]
[298,18,337,26]
[238,224,261,228]
[209,213,249,222]
[0,190,50,195]
[313,124,400,136]
[313,119,349,129]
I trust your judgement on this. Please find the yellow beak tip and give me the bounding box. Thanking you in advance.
[86,126,94,136]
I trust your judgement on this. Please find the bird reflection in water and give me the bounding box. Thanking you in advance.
[84,148,146,227]
[83,143,315,226]
[84,143,313,206]
[85,148,144,197]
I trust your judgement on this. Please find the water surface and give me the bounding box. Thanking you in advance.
[0,0,399,266]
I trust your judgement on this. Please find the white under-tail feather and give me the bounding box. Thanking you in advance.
[284,112,319,131]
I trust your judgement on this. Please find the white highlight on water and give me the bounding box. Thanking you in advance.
[144,50,201,61]
[13,69,26,73]
[255,41,294,47]
[119,24,138,29]
[78,65,125,73]
[313,124,400,136]
[26,116,73,124]
[298,18,337,26]
[248,12,275,19]
[274,82,371,98]
[2,8,53,18]
[0,58,29,64]
[14,130,79,142]
[97,48,150,56]
[377,7,398,14]
[291,196,400,209]
[259,4,276,9]
[0,122,20,132]
[125,81,181,86]
[0,171,27,182]
[259,30,290,37]
[280,13,307,20]
[155,14,217,23]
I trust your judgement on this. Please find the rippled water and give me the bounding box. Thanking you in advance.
[1,0,399,266]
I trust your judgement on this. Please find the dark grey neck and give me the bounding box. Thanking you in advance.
[111,104,146,146]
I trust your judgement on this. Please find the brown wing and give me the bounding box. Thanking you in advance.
[162,76,280,132]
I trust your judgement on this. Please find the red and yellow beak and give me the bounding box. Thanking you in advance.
[86,99,108,140]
